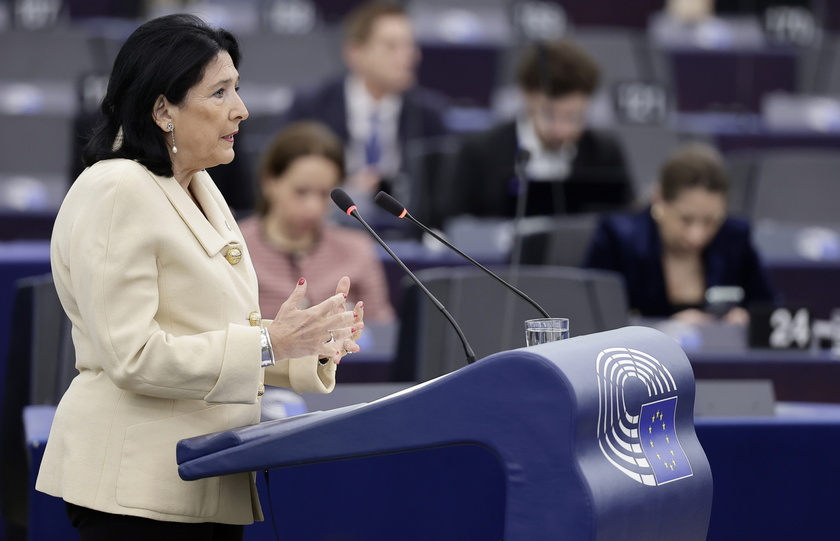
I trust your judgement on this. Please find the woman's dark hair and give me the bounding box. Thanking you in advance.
[658,142,730,202]
[256,121,346,216]
[517,40,600,98]
[83,14,241,177]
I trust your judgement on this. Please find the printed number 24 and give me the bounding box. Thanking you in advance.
[769,307,810,349]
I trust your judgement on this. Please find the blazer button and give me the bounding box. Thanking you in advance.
[225,247,242,265]
[248,311,262,327]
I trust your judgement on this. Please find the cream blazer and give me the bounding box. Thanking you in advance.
[36,159,336,524]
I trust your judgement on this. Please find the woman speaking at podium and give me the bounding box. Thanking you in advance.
[35,14,364,540]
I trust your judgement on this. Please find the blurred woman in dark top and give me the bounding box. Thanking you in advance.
[583,142,777,323]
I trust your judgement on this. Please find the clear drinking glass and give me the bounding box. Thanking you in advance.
[525,318,570,346]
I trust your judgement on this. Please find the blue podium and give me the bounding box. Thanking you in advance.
[178,327,712,540]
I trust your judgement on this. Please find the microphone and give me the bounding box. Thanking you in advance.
[331,188,477,365]
[374,191,551,319]
[509,147,532,267]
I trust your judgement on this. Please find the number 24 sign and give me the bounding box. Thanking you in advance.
[768,307,811,349]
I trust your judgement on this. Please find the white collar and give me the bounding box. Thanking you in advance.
[515,115,577,182]
[345,75,402,120]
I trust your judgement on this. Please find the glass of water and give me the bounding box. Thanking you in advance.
[524,318,570,346]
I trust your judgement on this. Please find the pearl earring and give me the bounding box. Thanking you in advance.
[650,203,664,221]
[167,122,177,154]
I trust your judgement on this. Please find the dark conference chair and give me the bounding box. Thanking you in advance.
[399,134,462,231]
[743,148,840,224]
[393,264,629,382]
[0,275,75,540]
[0,114,74,212]
[515,213,601,267]
[0,29,95,81]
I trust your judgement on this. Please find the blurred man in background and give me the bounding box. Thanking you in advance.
[440,40,633,225]
[282,0,449,210]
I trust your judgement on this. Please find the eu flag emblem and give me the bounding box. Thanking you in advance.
[639,396,692,485]
[596,347,692,486]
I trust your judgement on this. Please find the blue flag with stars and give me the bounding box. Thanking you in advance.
[639,396,693,485]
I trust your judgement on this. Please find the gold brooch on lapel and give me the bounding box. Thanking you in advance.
[225,247,242,265]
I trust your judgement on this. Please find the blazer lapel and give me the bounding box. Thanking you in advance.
[190,171,241,245]
[148,170,232,258]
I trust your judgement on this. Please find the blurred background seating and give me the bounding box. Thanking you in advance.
[0,0,838,347]
[1,0,837,218]
[735,148,840,223]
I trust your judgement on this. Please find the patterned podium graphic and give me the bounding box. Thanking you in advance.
[596,347,693,486]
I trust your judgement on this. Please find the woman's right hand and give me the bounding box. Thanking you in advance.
[267,277,358,362]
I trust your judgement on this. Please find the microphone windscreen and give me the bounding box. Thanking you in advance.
[331,188,356,215]
[374,191,407,218]
[516,148,532,167]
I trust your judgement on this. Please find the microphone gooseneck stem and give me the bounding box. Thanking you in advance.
[405,212,551,319]
[509,158,531,271]
[349,210,477,365]
[500,152,532,350]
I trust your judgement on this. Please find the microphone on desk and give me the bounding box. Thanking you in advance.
[373,191,551,319]
[331,188,477,365]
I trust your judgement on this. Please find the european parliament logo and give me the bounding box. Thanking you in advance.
[595,347,693,486]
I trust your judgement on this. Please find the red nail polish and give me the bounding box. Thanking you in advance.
[298,277,305,285]
[359,302,364,308]
[342,293,348,299]
[354,313,358,319]
[351,328,357,333]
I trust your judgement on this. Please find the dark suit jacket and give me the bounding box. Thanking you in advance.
[283,75,449,148]
[441,120,634,223]
[582,209,778,317]
[283,76,450,232]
